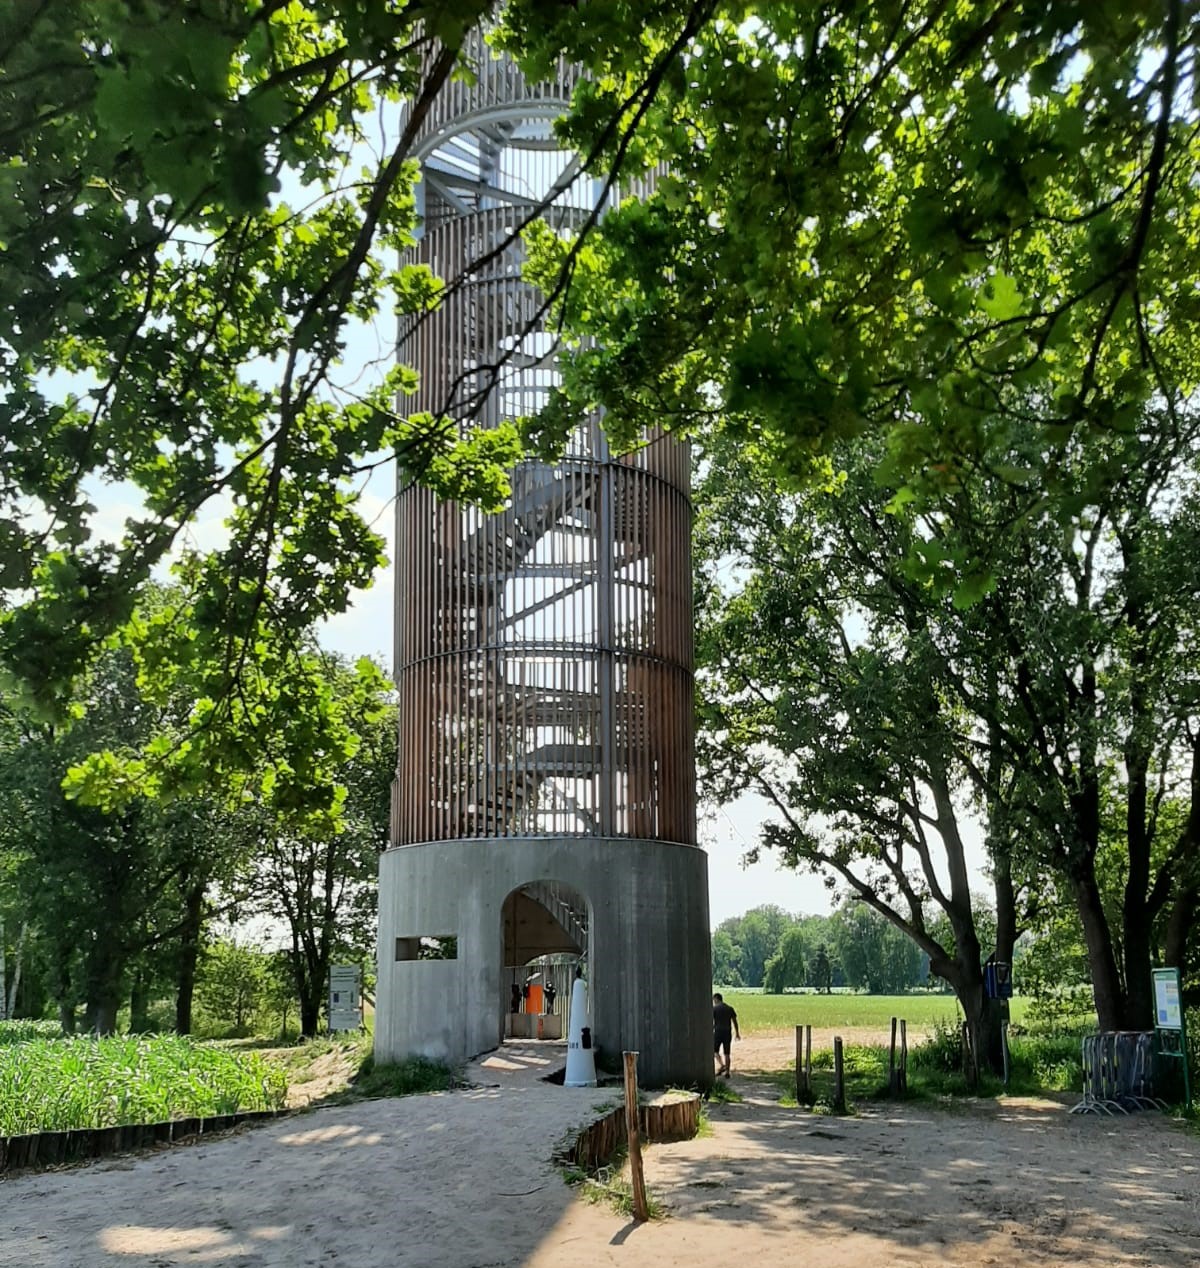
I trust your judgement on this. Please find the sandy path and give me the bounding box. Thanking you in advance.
[531,1074,1200,1268]
[0,1044,612,1268]
[3,1038,1198,1268]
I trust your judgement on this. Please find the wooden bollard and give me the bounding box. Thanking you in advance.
[900,1019,908,1094]
[889,1016,898,1095]
[833,1036,847,1114]
[805,1024,813,1099]
[623,1051,650,1222]
[795,1024,804,1102]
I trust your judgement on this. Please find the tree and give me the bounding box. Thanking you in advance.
[236,655,394,1037]
[763,926,809,995]
[830,903,926,995]
[526,3,1200,565]
[713,905,794,989]
[0,646,261,1033]
[9,4,1199,809]
[963,434,1200,1031]
[710,928,743,988]
[695,437,1028,1074]
[696,386,1200,1044]
[196,939,268,1035]
[812,945,833,995]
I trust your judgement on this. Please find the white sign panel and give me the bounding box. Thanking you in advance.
[329,965,363,1032]
[1153,968,1182,1030]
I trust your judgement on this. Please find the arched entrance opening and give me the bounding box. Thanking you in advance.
[501,880,590,1046]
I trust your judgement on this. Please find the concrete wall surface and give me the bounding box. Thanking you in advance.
[376,837,712,1088]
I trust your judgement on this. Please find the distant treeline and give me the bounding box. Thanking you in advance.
[713,902,953,994]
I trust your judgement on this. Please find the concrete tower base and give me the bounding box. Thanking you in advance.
[375,837,712,1089]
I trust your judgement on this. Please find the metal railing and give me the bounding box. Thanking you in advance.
[1069,1031,1167,1115]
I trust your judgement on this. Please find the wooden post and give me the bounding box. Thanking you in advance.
[623,1051,650,1222]
[888,1016,898,1095]
[833,1036,846,1114]
[795,1025,803,1103]
[900,1019,908,1094]
[805,1024,812,1100]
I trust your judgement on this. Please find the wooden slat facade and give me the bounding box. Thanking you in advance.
[392,37,695,849]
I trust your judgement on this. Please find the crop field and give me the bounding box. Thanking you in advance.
[0,1019,61,1045]
[0,1028,288,1135]
[719,990,1033,1034]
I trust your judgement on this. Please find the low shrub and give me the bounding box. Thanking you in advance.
[909,1018,964,1075]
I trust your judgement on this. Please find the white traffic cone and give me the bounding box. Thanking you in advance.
[564,973,597,1087]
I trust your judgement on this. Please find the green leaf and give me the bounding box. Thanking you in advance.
[978,273,1024,322]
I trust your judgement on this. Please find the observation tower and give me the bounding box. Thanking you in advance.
[374,39,711,1087]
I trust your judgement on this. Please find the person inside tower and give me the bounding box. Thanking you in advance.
[510,983,521,1014]
[544,981,556,1014]
[712,993,740,1077]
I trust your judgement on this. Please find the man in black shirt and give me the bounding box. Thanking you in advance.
[712,993,740,1077]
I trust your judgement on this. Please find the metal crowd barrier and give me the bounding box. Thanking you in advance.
[1069,1031,1168,1115]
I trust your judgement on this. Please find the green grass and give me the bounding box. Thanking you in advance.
[564,1150,666,1220]
[718,990,1034,1034]
[706,1079,744,1104]
[0,1034,288,1134]
[346,1053,455,1100]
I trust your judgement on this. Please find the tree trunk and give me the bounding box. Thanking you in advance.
[291,939,324,1039]
[1164,880,1197,972]
[174,880,206,1035]
[1123,731,1156,1031]
[129,970,151,1033]
[1121,905,1155,1031]
[1072,867,1126,1031]
[52,941,76,1034]
[954,973,1005,1082]
[7,923,27,1020]
[298,986,322,1039]
[84,943,126,1036]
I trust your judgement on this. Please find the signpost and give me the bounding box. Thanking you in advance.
[329,965,363,1032]
[1152,967,1191,1111]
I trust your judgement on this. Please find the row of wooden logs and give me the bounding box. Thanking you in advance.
[0,1109,285,1174]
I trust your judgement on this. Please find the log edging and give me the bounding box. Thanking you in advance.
[0,1109,288,1175]
[555,1092,701,1173]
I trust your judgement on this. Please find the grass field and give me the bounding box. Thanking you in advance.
[719,990,1032,1034]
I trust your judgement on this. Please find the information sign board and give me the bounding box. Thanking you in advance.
[1153,967,1183,1031]
[329,964,363,1032]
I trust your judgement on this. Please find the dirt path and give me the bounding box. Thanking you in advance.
[2,1040,1198,1268]
[531,1070,1200,1268]
[0,1044,612,1268]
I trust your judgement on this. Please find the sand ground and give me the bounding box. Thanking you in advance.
[2,1037,1198,1268]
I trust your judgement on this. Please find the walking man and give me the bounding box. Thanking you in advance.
[712,993,740,1077]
